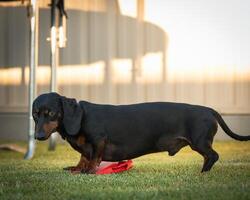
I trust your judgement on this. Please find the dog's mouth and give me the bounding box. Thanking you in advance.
[35,120,59,141]
[35,129,58,140]
[35,136,47,141]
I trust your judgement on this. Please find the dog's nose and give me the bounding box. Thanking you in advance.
[35,131,47,140]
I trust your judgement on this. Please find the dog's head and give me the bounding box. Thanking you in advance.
[32,92,83,140]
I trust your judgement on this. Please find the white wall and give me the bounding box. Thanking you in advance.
[145,0,250,71]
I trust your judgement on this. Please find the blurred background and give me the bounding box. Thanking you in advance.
[0,0,249,141]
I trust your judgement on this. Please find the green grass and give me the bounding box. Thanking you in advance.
[0,141,250,200]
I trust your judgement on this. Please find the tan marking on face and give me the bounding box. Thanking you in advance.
[76,135,86,146]
[42,121,58,138]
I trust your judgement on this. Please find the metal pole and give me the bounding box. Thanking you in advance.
[24,0,38,159]
[48,0,58,150]
[50,0,57,92]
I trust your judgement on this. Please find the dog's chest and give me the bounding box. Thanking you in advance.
[66,135,86,151]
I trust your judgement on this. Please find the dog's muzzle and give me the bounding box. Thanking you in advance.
[35,131,47,140]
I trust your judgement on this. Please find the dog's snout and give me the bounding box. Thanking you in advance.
[35,131,47,140]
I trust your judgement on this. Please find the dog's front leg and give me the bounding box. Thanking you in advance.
[64,154,90,174]
[86,139,106,174]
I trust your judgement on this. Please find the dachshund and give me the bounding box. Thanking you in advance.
[32,92,250,173]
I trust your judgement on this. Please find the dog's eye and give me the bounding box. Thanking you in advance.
[49,111,55,117]
[33,112,38,121]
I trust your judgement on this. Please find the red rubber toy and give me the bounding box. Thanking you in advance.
[96,160,133,175]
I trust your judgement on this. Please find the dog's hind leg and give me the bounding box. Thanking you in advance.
[193,142,219,172]
[190,125,219,172]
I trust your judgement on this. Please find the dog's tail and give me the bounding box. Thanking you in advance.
[211,109,250,141]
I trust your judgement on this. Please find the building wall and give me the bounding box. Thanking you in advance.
[0,0,249,113]
[0,0,249,140]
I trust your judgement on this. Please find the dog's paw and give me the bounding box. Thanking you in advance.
[63,166,75,171]
[70,169,82,174]
[72,166,89,174]
[63,166,87,174]
[85,167,98,174]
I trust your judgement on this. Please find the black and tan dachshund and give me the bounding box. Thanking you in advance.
[32,92,250,173]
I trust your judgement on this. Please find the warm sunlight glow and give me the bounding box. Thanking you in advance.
[144,0,250,82]
[0,68,22,85]
[167,65,250,83]
[118,0,137,18]
[138,52,163,84]
[24,62,105,86]
[111,59,132,84]
[24,66,50,85]
[59,62,105,85]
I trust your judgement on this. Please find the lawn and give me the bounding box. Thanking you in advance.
[0,141,249,200]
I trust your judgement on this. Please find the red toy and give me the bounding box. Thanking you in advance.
[96,160,133,175]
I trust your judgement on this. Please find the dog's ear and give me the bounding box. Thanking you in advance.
[60,97,82,136]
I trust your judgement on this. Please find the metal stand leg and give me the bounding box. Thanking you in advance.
[48,0,58,151]
[49,133,57,151]
[48,0,67,151]
[24,0,38,159]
